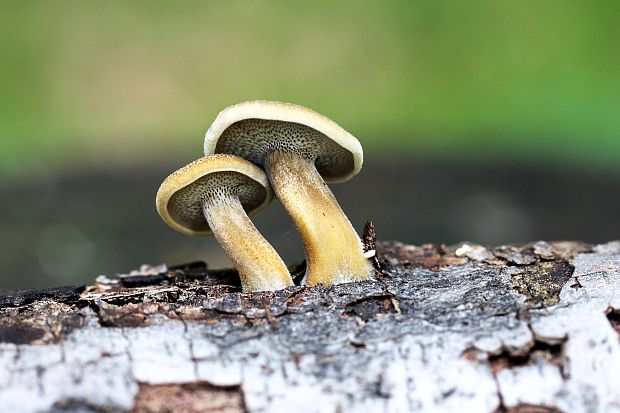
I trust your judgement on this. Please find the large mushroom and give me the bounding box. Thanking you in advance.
[204,101,373,286]
[156,154,293,292]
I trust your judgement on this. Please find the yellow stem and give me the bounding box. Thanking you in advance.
[203,194,293,292]
[265,151,372,286]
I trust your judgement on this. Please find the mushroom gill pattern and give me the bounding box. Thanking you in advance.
[168,171,266,231]
[215,119,355,180]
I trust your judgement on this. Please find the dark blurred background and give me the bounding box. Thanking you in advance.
[1,1,619,290]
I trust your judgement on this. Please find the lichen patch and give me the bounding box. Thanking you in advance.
[511,261,574,306]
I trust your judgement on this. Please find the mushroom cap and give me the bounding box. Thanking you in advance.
[204,101,363,183]
[156,154,273,237]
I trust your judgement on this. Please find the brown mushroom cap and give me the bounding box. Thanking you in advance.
[203,100,363,183]
[156,154,272,237]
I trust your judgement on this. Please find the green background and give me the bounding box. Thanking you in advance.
[1,1,619,179]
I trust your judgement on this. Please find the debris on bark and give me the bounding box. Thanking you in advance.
[1,240,619,413]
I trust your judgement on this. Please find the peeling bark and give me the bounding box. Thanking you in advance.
[1,240,619,413]
[131,382,245,413]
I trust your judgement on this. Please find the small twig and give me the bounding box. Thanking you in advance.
[362,220,376,254]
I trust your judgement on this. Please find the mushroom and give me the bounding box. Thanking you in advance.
[156,154,293,292]
[204,101,373,286]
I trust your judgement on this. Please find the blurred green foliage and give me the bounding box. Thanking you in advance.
[1,1,619,178]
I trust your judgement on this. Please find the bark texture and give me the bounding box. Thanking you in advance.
[1,240,620,413]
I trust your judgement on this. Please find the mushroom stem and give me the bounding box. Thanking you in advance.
[202,192,293,292]
[265,151,372,286]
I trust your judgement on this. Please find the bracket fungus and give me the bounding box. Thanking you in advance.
[156,154,293,292]
[204,100,373,286]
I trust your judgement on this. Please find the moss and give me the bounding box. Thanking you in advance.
[512,261,574,307]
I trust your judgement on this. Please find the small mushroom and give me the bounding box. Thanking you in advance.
[156,154,293,292]
[204,101,372,286]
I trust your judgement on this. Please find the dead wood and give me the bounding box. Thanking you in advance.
[1,240,619,413]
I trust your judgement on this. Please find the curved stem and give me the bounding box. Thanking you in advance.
[265,151,372,286]
[203,194,293,292]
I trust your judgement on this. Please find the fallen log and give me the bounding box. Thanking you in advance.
[1,240,619,413]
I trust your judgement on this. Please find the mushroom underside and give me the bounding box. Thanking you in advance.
[158,157,293,292]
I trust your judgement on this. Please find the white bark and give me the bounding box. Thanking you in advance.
[1,241,619,413]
